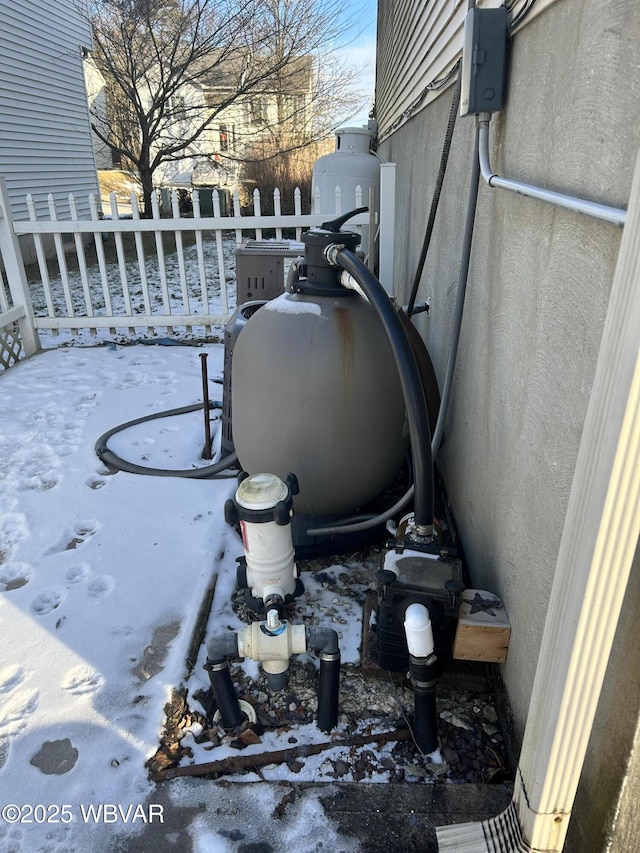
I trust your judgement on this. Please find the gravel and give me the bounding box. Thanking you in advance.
[150,546,511,787]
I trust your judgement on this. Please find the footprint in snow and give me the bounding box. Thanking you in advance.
[63,665,104,696]
[0,689,39,739]
[0,512,29,564]
[17,473,59,492]
[87,575,115,600]
[132,436,155,447]
[0,665,25,694]
[43,520,99,555]
[115,371,148,390]
[0,562,33,591]
[85,474,107,490]
[65,563,91,584]
[31,589,65,615]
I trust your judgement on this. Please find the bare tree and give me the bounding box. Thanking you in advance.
[88,0,366,215]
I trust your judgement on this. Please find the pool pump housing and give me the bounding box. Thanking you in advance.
[376,542,465,673]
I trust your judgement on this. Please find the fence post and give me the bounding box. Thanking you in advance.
[0,177,40,355]
[379,162,396,297]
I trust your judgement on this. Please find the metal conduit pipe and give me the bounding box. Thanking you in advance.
[478,117,627,227]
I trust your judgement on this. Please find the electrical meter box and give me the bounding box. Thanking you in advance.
[460,7,508,117]
[235,240,304,304]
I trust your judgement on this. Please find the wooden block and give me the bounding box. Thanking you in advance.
[453,589,511,664]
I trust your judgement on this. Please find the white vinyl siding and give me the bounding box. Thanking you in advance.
[376,0,560,142]
[0,0,99,220]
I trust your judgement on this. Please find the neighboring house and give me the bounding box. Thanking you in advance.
[83,55,112,171]
[0,0,99,262]
[376,0,639,850]
[153,54,315,194]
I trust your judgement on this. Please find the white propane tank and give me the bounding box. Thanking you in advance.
[311,125,379,259]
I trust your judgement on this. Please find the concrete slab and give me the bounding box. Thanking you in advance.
[110,779,513,852]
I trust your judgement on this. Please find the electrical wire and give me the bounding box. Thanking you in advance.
[407,74,462,316]
[387,671,427,759]
[379,61,460,142]
[509,0,538,29]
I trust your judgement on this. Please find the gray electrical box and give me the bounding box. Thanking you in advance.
[235,240,304,303]
[460,7,508,117]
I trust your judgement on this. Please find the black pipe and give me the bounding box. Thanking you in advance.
[408,655,438,754]
[205,658,244,729]
[333,249,434,537]
[305,627,340,732]
[200,352,213,460]
[317,651,341,733]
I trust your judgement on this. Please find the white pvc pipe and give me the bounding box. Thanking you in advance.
[404,603,435,658]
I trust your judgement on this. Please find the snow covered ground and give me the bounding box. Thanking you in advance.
[26,232,239,334]
[0,340,369,852]
[0,324,507,849]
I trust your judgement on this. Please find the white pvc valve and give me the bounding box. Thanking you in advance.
[404,603,434,658]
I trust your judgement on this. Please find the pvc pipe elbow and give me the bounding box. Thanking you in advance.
[305,626,340,656]
[206,633,239,664]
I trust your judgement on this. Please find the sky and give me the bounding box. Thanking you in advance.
[334,0,378,126]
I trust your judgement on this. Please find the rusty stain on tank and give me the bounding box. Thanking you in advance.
[334,305,355,391]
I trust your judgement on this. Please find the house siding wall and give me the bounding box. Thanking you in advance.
[376,0,640,841]
[376,0,559,143]
[0,0,99,223]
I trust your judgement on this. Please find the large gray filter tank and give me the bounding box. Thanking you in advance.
[230,288,408,518]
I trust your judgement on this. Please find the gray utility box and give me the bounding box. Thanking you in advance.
[460,6,508,117]
[235,240,304,303]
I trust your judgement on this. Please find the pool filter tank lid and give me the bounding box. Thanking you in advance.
[235,472,290,512]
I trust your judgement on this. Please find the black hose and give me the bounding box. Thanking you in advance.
[95,402,238,478]
[407,74,462,316]
[309,124,483,539]
[333,249,434,535]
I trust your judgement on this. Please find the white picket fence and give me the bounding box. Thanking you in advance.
[0,165,396,367]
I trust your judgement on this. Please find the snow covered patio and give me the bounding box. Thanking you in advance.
[0,340,512,852]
